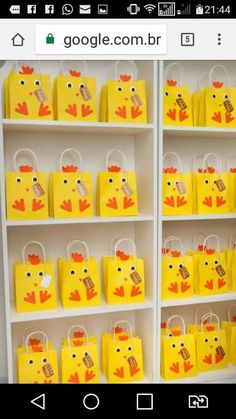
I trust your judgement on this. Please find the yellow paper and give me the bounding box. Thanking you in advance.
[196,329,228,372]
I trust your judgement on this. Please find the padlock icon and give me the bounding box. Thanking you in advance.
[46,33,55,44]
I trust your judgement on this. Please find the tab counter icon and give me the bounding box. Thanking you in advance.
[188,395,208,409]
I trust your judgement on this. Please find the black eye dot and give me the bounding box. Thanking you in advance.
[72,354,76,358]
[131,266,135,271]
[32,177,37,182]
[84,352,89,356]
[20,80,25,85]
[77,179,81,184]
[165,92,169,96]
[167,181,171,186]
[121,177,126,183]
[212,94,216,98]
[29,359,33,364]
[128,346,132,351]
[214,337,218,342]
[172,344,176,348]
[180,343,184,347]
[70,270,75,275]
[225,94,228,99]
[214,260,218,264]
[116,348,120,352]
[205,180,209,184]
[117,267,122,272]
[204,338,208,343]
[16,177,22,183]
[80,84,85,89]
[177,93,182,97]
[205,261,208,266]
[63,179,68,184]
[67,82,72,88]
[131,87,135,92]
[179,264,183,268]
[26,272,31,277]
[83,268,88,273]
[35,80,40,86]
[118,87,122,92]
[169,264,173,269]
[38,271,43,277]
[108,178,113,183]
[43,358,47,363]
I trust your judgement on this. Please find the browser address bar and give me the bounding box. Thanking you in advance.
[35,24,167,54]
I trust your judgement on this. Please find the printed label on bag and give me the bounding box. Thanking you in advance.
[214,179,226,192]
[76,180,89,197]
[42,363,54,377]
[83,352,94,368]
[176,181,187,195]
[223,99,234,113]
[41,274,52,288]
[80,85,92,101]
[176,97,187,110]
[179,266,190,279]
[32,183,45,197]
[215,264,226,277]
[83,276,94,290]
[216,345,225,357]
[131,94,143,107]
[130,271,142,284]
[34,88,48,103]
[179,347,190,360]
[127,355,138,368]
[121,183,134,197]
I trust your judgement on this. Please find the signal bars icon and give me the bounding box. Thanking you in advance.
[144,4,156,14]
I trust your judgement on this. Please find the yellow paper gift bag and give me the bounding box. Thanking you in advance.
[226,157,236,213]
[223,233,236,291]
[163,63,193,126]
[61,326,99,383]
[195,153,230,214]
[192,73,209,126]
[221,305,236,349]
[195,235,228,296]
[105,321,143,383]
[58,240,101,309]
[162,236,194,300]
[162,152,193,215]
[161,315,197,380]
[196,313,228,373]
[103,238,145,304]
[50,148,93,218]
[187,308,218,335]
[100,61,147,123]
[17,331,59,383]
[199,65,236,128]
[14,241,57,313]
[6,149,49,220]
[54,61,97,122]
[97,149,138,217]
[229,326,236,366]
[4,62,53,120]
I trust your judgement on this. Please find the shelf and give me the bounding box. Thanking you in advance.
[3,119,154,135]
[161,364,236,383]
[6,214,153,227]
[163,214,236,222]
[10,298,153,323]
[164,126,236,139]
[161,292,236,308]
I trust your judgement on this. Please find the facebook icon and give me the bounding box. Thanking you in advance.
[27,4,37,14]
[45,5,55,14]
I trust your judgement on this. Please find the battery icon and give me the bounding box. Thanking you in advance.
[196,4,204,14]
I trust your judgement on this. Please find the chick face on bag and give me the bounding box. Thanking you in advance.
[164,81,192,125]
[165,336,196,376]
[51,165,93,217]
[108,76,146,122]
[162,251,193,298]
[198,251,228,293]
[8,65,52,119]
[6,165,48,220]
[163,168,192,214]
[197,169,228,211]
[62,341,98,383]
[109,338,143,381]
[197,332,227,370]
[18,347,58,383]
[56,70,96,121]
[205,84,235,125]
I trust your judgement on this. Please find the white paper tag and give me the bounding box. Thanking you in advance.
[41,274,52,288]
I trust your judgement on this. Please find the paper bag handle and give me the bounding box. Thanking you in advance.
[209,64,229,87]
[105,149,127,171]
[13,148,39,172]
[22,241,46,265]
[112,320,133,340]
[58,148,83,172]
[26,331,49,352]
[67,325,89,346]
[202,234,220,253]
[163,236,184,256]
[164,62,184,86]
[166,315,186,335]
[194,306,212,325]
[200,313,220,330]
[228,304,236,322]
[192,232,208,250]
[114,238,137,259]
[225,156,236,172]
[163,151,183,173]
[202,152,221,173]
[66,240,90,260]
[114,60,137,81]
[229,233,236,250]
[60,60,87,76]
[197,72,209,91]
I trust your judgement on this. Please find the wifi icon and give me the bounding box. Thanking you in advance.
[144,4,157,14]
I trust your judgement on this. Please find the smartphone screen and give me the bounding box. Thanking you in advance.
[0,1,235,416]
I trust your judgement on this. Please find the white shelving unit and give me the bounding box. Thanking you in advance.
[0,59,236,384]
[0,60,158,383]
[160,60,236,383]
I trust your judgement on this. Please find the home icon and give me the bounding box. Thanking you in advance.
[11,33,25,47]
